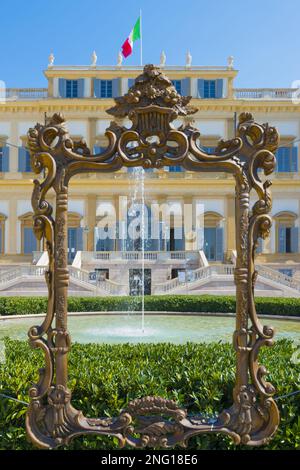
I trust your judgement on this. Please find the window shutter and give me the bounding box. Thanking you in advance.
[216,79,224,98]
[2,146,9,172]
[25,150,31,172]
[291,227,299,253]
[278,225,286,253]
[112,78,120,97]
[18,147,27,172]
[0,227,2,253]
[216,227,224,261]
[58,78,66,98]
[77,79,85,98]
[93,79,101,98]
[198,79,205,98]
[128,78,135,89]
[292,146,298,172]
[181,78,190,96]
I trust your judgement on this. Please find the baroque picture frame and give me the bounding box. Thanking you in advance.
[26,64,280,449]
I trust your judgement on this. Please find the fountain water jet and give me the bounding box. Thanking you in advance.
[128,166,146,333]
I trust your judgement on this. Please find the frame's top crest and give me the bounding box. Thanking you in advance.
[107,64,198,119]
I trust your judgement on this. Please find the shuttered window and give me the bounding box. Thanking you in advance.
[94,79,119,98]
[169,166,183,172]
[66,80,78,98]
[100,80,112,98]
[59,79,84,98]
[198,79,223,98]
[276,147,298,172]
[23,227,36,254]
[67,227,83,263]
[278,225,299,253]
[202,146,216,154]
[95,226,115,251]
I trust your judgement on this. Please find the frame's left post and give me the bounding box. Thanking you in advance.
[54,184,70,387]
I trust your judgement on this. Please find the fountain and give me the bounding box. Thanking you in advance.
[128,166,146,333]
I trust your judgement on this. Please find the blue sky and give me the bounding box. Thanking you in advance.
[0,0,299,88]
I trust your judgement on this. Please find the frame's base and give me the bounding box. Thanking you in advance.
[26,387,279,449]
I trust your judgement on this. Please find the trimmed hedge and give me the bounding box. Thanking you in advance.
[0,339,299,449]
[0,295,300,317]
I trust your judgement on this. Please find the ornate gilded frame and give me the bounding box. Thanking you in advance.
[26,65,280,449]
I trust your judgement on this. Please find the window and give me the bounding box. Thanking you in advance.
[204,80,216,98]
[100,80,112,98]
[279,268,293,277]
[276,147,298,172]
[278,225,298,253]
[19,212,38,254]
[171,80,182,94]
[169,166,183,172]
[198,79,223,99]
[202,146,216,154]
[95,269,109,281]
[66,80,78,98]
[95,225,115,251]
[24,227,37,254]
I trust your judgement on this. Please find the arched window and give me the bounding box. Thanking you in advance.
[0,213,6,253]
[203,211,224,261]
[19,212,39,254]
[274,211,298,253]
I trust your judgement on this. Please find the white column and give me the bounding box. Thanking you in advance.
[53,78,59,98]
[84,78,92,98]
[190,78,198,98]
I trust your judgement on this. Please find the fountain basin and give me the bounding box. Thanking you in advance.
[0,313,299,344]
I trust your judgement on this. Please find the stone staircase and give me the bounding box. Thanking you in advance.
[152,263,300,297]
[1,251,300,297]
[0,264,127,296]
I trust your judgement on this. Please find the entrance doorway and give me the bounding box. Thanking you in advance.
[204,227,224,261]
[67,227,83,263]
[129,268,151,296]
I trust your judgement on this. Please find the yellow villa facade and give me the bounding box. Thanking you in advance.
[1,58,300,297]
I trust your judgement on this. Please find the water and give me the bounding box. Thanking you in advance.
[1,314,300,345]
[128,166,146,333]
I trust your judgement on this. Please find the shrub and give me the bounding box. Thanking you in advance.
[0,295,300,317]
[0,339,299,450]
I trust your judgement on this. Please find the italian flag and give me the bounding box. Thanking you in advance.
[121,16,141,58]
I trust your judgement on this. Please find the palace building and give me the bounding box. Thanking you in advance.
[1,56,300,297]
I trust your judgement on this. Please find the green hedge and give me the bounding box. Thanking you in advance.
[0,339,299,450]
[0,295,300,316]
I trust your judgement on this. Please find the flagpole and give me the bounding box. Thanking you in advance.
[140,9,143,66]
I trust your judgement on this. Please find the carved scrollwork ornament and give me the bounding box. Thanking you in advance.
[26,64,280,449]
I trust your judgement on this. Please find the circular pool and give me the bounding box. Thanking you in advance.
[1,314,300,344]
